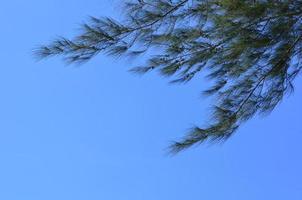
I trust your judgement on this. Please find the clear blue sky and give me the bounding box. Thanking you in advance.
[0,0,301,199]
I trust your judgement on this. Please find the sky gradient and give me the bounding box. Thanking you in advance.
[0,0,301,199]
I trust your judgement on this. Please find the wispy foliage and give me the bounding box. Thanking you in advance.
[35,0,302,153]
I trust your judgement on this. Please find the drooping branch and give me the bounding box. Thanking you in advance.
[35,0,302,153]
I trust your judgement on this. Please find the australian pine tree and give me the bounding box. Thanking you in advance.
[35,0,302,153]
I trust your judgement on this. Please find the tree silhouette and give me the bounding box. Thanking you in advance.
[35,0,302,152]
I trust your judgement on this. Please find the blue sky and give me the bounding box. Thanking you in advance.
[0,0,301,199]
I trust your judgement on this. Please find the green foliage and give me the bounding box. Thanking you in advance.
[35,0,302,153]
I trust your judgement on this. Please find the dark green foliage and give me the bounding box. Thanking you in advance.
[35,0,302,153]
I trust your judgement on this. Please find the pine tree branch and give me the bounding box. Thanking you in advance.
[234,34,302,117]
